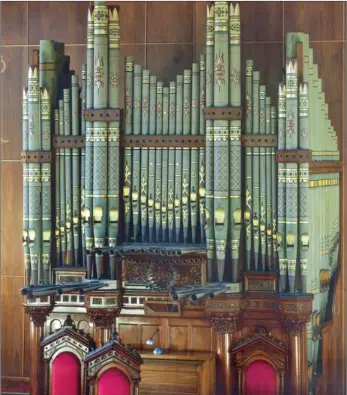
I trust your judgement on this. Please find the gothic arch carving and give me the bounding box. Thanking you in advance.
[231,325,287,395]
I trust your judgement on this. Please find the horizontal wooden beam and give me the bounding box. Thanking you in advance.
[121,135,205,148]
[276,150,312,163]
[21,151,52,163]
[309,161,343,174]
[241,135,277,147]
[84,109,122,122]
[53,136,85,148]
[203,107,243,120]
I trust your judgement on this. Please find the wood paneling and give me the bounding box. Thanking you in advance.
[240,2,284,42]
[146,44,193,86]
[191,325,214,352]
[118,323,139,347]
[310,42,343,144]
[284,1,344,41]
[168,326,188,351]
[103,1,147,44]
[1,276,25,377]
[140,352,215,395]
[241,43,283,102]
[1,2,28,45]
[118,2,146,44]
[1,163,23,277]
[194,3,205,61]
[28,2,89,45]
[1,47,28,160]
[147,2,194,43]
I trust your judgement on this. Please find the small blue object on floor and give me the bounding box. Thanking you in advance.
[153,347,164,355]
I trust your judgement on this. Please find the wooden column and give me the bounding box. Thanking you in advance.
[216,332,233,394]
[282,318,309,395]
[208,312,240,395]
[25,304,53,395]
[86,310,118,347]
[85,291,123,347]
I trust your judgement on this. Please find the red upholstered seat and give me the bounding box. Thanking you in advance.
[52,352,81,395]
[98,367,130,395]
[245,360,276,395]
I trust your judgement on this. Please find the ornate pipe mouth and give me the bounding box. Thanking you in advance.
[160,249,166,256]
[140,248,146,253]
[154,249,160,255]
[171,294,179,302]
[190,294,197,302]
[176,250,182,256]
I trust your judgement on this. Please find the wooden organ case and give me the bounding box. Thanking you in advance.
[20,1,342,395]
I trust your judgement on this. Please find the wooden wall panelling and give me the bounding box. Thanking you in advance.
[118,316,215,353]
[28,2,89,44]
[241,43,283,103]
[310,42,343,144]
[1,163,23,276]
[146,2,194,44]
[117,2,146,44]
[283,1,344,41]
[240,2,284,42]
[140,352,215,395]
[1,47,28,160]
[1,2,28,45]
[146,44,194,86]
[1,276,25,377]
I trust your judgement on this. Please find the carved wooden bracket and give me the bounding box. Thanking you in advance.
[279,295,313,334]
[21,151,52,163]
[281,314,311,335]
[241,135,277,147]
[84,290,123,329]
[203,107,243,120]
[207,312,240,334]
[86,308,121,329]
[53,136,85,148]
[24,304,54,327]
[84,109,122,122]
[276,149,312,163]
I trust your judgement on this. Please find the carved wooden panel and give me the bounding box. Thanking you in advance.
[140,352,216,395]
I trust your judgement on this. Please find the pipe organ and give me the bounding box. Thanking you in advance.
[21,2,341,394]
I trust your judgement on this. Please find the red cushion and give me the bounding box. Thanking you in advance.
[98,367,130,395]
[52,352,81,395]
[245,360,276,395]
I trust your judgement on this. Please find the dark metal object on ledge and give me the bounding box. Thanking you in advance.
[170,284,227,302]
[20,280,107,299]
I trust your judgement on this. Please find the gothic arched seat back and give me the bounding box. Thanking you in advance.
[41,322,90,395]
[245,360,276,395]
[98,367,130,395]
[52,352,81,395]
[84,335,142,395]
[231,326,287,395]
